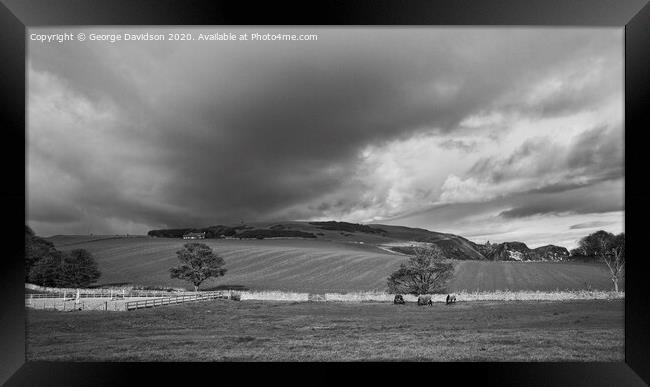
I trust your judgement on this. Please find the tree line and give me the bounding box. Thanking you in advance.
[25,226,101,287]
[148,225,317,239]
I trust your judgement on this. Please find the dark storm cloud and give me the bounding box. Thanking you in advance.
[383,178,623,226]
[569,221,616,230]
[499,200,619,219]
[27,27,623,234]
[467,137,557,183]
[455,124,625,220]
[459,123,623,198]
[499,180,624,219]
[28,205,82,224]
[566,125,625,179]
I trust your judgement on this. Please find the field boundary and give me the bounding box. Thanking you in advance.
[25,284,625,311]
[229,289,624,303]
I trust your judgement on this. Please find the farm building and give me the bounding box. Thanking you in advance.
[182,232,206,240]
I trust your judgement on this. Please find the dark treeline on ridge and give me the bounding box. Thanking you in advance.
[25,226,101,287]
[144,221,623,263]
[147,221,386,239]
[147,224,317,239]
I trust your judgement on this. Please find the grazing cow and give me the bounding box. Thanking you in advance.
[393,294,405,305]
[446,294,457,305]
[417,295,433,306]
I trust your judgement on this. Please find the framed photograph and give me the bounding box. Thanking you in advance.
[1,0,648,385]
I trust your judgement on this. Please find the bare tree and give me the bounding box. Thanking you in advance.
[578,231,625,292]
[387,245,454,295]
[602,233,625,292]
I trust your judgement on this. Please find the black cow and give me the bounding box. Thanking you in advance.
[446,294,457,305]
[417,295,433,306]
[393,294,405,304]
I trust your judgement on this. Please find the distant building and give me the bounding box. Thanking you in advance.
[183,232,206,240]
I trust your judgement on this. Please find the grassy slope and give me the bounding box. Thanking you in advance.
[145,220,487,260]
[48,236,616,292]
[50,236,404,292]
[450,260,619,292]
[373,224,486,259]
[26,299,624,361]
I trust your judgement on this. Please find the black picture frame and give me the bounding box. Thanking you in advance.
[1,0,648,385]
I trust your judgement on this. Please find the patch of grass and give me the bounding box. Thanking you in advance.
[26,299,623,361]
[450,260,619,292]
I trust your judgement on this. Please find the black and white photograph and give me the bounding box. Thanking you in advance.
[24,26,625,361]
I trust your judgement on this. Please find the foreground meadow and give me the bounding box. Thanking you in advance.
[26,299,623,361]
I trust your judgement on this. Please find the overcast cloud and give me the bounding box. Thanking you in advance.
[27,27,624,248]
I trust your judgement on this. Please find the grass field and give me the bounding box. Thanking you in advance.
[47,236,618,292]
[25,299,624,361]
[449,260,619,292]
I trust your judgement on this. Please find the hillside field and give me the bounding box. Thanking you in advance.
[47,236,618,293]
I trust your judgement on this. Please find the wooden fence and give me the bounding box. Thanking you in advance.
[25,290,215,299]
[125,291,229,311]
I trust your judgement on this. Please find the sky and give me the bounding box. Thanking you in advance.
[27,27,624,248]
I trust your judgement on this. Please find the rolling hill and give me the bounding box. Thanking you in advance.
[46,234,616,293]
[48,236,402,292]
[148,221,490,260]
